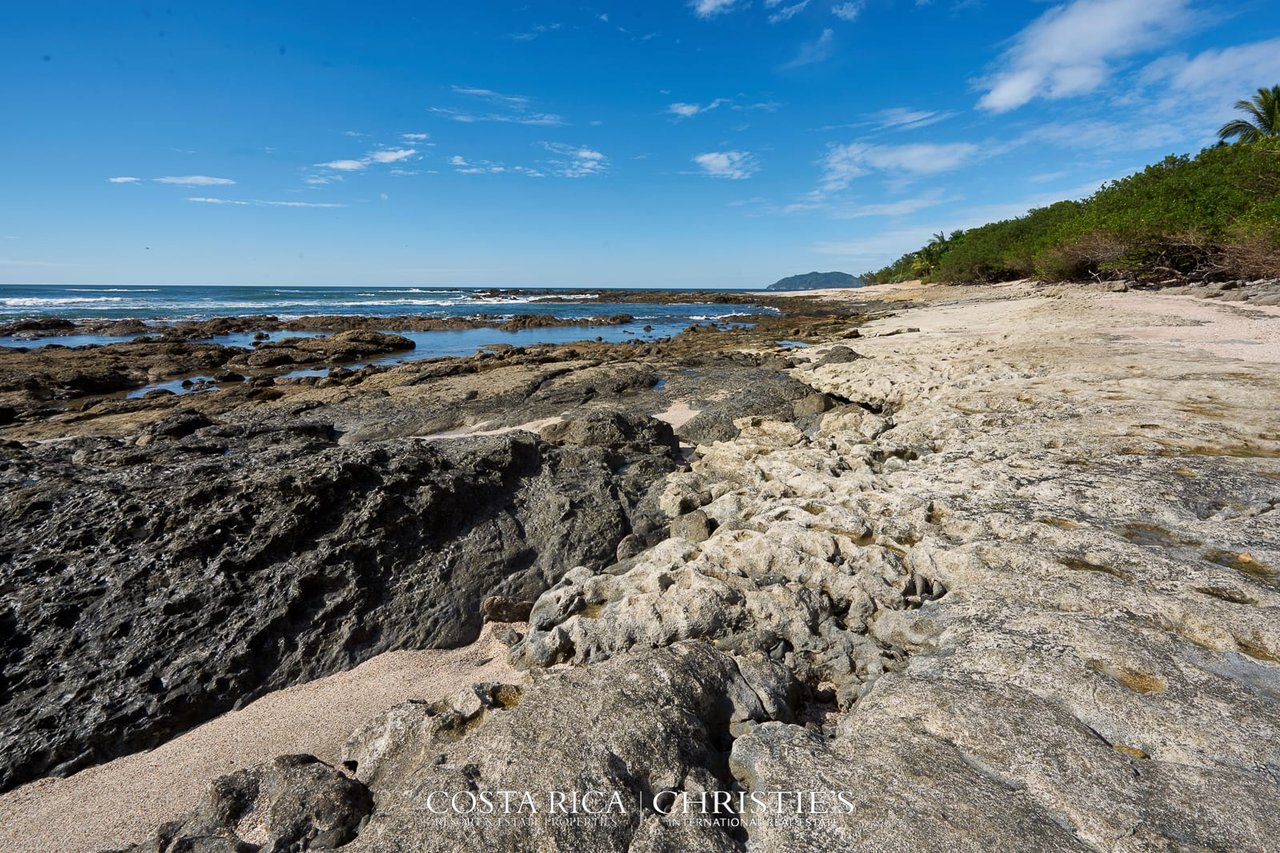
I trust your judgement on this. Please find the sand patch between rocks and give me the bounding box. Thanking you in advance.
[0,623,524,853]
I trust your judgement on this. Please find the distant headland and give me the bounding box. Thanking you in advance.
[765,271,865,291]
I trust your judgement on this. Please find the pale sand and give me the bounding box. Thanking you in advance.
[0,622,525,853]
[652,400,701,429]
[797,281,1280,364]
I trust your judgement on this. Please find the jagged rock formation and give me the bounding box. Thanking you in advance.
[0,410,679,791]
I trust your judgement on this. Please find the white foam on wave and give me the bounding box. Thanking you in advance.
[67,288,161,293]
[0,297,130,307]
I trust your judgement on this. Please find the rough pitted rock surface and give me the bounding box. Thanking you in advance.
[0,411,677,792]
[340,642,795,852]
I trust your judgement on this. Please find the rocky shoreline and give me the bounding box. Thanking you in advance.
[2,281,1279,851]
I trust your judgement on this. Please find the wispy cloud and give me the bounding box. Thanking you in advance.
[543,143,609,177]
[154,175,236,186]
[977,0,1193,113]
[315,146,420,176]
[432,85,565,126]
[188,197,347,208]
[365,148,417,164]
[821,141,978,191]
[448,155,544,177]
[869,107,955,131]
[693,151,760,179]
[768,1,811,24]
[451,86,532,110]
[401,132,430,141]
[668,98,730,118]
[782,28,835,69]
[431,107,566,126]
[1142,37,1280,124]
[509,23,563,41]
[691,0,739,18]
[318,159,368,171]
[107,176,140,184]
[831,1,864,21]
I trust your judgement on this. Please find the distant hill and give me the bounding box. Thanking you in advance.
[766,271,864,291]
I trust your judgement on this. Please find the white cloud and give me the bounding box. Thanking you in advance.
[430,107,565,126]
[154,175,236,186]
[769,1,810,24]
[977,0,1193,113]
[831,1,863,20]
[401,132,430,141]
[1142,38,1280,123]
[869,107,954,131]
[668,98,730,118]
[188,197,346,208]
[821,142,978,191]
[691,0,738,17]
[451,86,531,110]
[831,191,954,218]
[366,148,417,164]
[318,159,368,171]
[448,155,544,177]
[314,146,420,177]
[782,28,835,69]
[544,143,609,177]
[442,86,563,124]
[508,23,563,41]
[693,151,760,179]
[107,176,140,184]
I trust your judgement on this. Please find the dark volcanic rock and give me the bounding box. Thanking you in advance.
[226,330,414,369]
[0,341,235,399]
[0,418,678,792]
[0,318,76,337]
[678,371,812,445]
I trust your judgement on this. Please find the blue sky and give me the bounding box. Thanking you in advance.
[2,0,1277,288]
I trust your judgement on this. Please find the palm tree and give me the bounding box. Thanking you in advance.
[1218,86,1280,144]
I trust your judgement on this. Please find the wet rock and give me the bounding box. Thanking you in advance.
[228,331,414,369]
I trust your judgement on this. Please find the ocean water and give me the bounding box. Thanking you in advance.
[0,285,767,382]
[0,284,760,323]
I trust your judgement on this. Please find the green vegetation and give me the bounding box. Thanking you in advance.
[865,116,1280,285]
